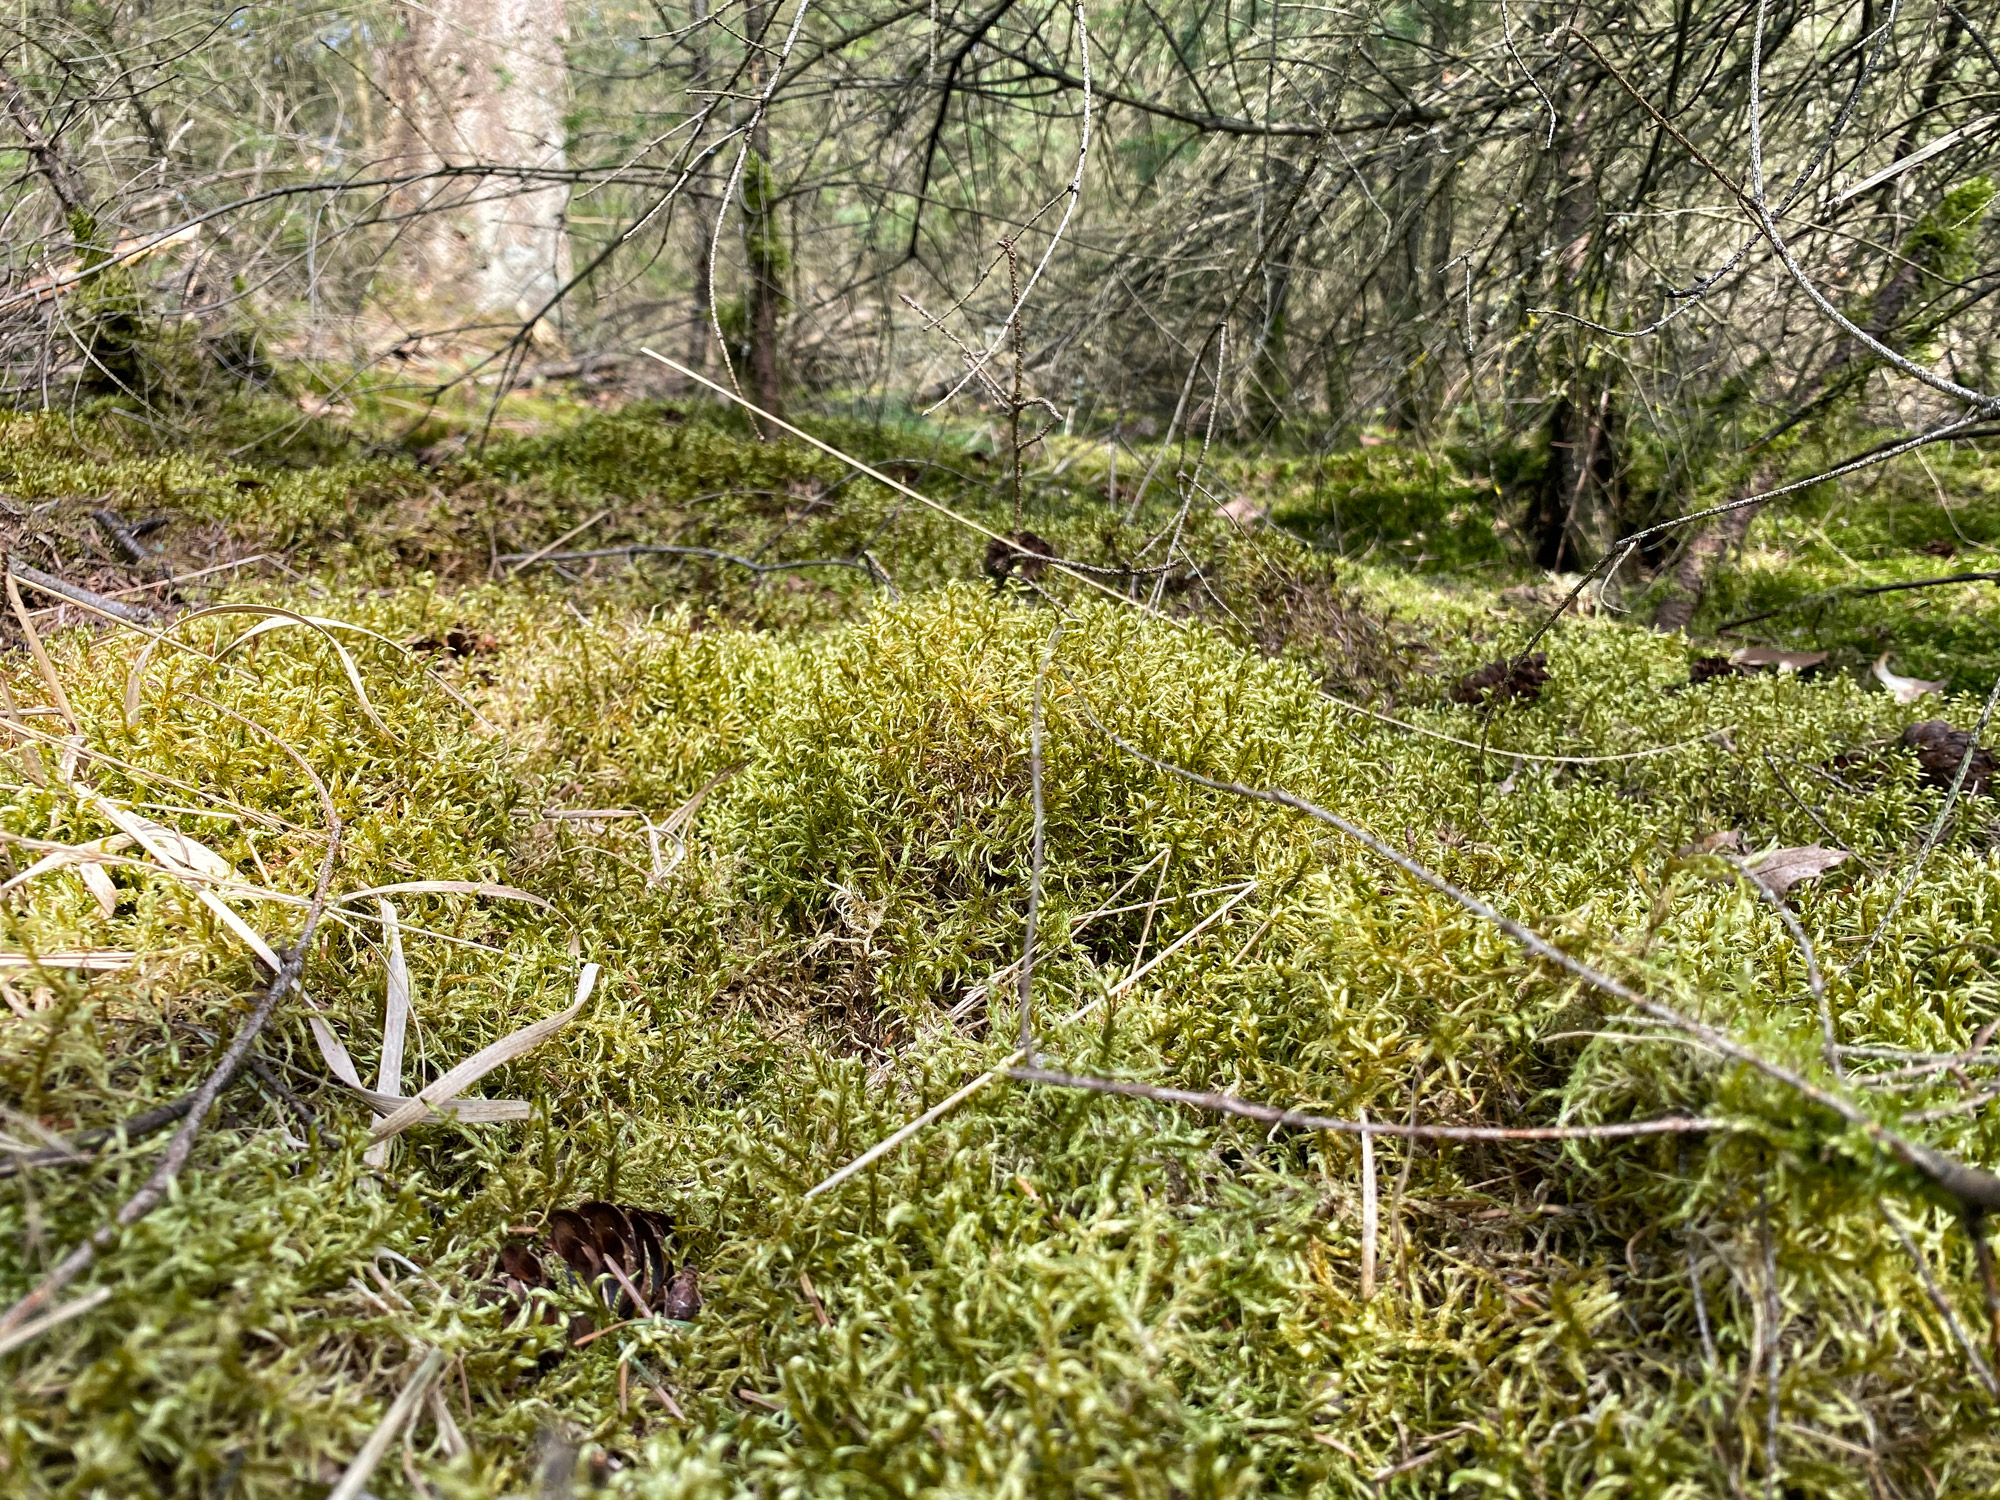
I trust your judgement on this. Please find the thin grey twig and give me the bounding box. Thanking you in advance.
[1881,1200,2000,1397]
[0,1094,194,1180]
[5,554,157,625]
[1060,675,2000,1213]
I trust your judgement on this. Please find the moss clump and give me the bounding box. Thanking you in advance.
[2,407,2000,1497]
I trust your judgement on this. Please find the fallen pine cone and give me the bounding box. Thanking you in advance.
[1901,720,1996,796]
[492,1201,696,1336]
[1689,655,1752,686]
[1452,652,1549,706]
[983,530,1055,587]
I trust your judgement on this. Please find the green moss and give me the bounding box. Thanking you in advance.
[1,407,1999,1497]
[1271,446,1508,570]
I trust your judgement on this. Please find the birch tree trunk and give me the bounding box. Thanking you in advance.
[385,0,572,333]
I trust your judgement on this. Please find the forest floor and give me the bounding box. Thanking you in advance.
[3,393,2000,1498]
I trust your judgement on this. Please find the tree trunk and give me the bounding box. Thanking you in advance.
[1650,489,1766,633]
[385,0,572,332]
[742,0,784,416]
[683,0,715,386]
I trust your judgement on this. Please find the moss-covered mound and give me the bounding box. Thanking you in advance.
[3,407,2000,1497]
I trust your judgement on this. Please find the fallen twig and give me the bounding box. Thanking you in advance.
[0,1286,113,1358]
[0,767,342,1338]
[639,350,1183,623]
[6,553,156,625]
[1718,572,2000,633]
[0,1093,194,1180]
[1063,678,2000,1214]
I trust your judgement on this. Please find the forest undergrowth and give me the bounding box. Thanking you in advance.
[3,399,2000,1497]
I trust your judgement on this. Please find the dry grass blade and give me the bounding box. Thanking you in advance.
[325,1347,447,1500]
[0,950,137,972]
[363,897,409,1169]
[0,1286,113,1358]
[123,604,406,739]
[343,1084,530,1122]
[368,963,598,1142]
[1095,882,1256,1007]
[79,750,370,1092]
[1009,1067,1725,1140]
[1019,622,1061,1056]
[0,833,132,897]
[804,1049,1027,1200]
[334,880,554,911]
[6,567,78,730]
[643,765,743,883]
[0,727,344,1339]
[0,674,49,786]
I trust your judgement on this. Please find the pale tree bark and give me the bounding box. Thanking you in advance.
[1651,487,1767,633]
[385,0,572,332]
[684,0,716,383]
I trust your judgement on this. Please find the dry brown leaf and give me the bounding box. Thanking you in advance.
[1451,652,1549,705]
[1730,646,1829,674]
[0,834,136,900]
[1745,844,1849,896]
[1873,654,1947,705]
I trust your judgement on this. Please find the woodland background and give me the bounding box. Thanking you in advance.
[4,3,2000,1498]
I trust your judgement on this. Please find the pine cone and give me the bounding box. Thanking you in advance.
[1452,652,1549,705]
[1901,720,1995,795]
[983,531,1055,586]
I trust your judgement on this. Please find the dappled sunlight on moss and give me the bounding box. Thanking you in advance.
[2,410,2000,1495]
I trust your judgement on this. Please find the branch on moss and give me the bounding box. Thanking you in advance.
[1063,679,2000,1216]
[1009,1068,1727,1141]
[0,727,344,1341]
[1717,571,2000,634]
